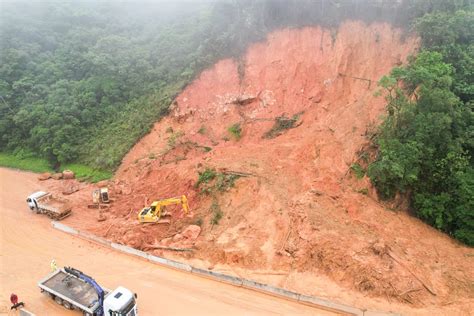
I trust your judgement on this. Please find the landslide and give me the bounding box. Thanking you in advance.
[55,21,473,314]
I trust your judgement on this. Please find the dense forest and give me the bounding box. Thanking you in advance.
[368,7,474,245]
[1,1,472,244]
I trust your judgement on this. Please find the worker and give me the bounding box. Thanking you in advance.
[10,293,25,310]
[50,259,57,272]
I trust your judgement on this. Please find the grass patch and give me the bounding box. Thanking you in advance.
[195,167,241,195]
[227,123,242,140]
[0,152,53,173]
[198,125,206,134]
[194,217,203,227]
[61,163,113,183]
[167,130,184,148]
[263,113,301,139]
[351,163,366,179]
[210,200,223,225]
[357,188,369,195]
[195,168,217,188]
[0,152,112,182]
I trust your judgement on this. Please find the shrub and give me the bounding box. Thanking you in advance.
[228,123,242,140]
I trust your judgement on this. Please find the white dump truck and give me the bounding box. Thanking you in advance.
[26,191,71,220]
[38,267,138,316]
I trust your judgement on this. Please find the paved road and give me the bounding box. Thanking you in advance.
[0,168,335,315]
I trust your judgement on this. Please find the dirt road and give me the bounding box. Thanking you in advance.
[0,168,335,315]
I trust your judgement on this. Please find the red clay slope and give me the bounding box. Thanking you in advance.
[56,21,473,315]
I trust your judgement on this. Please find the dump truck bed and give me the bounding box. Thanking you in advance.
[36,194,72,219]
[38,269,104,311]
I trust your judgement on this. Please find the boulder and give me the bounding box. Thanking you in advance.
[62,170,75,179]
[38,172,51,181]
[181,225,201,240]
[51,173,63,180]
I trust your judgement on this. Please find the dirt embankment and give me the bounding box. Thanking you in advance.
[47,21,473,315]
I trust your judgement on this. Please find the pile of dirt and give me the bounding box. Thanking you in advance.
[51,21,473,314]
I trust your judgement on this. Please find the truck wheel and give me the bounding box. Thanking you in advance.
[54,296,63,305]
[63,301,73,310]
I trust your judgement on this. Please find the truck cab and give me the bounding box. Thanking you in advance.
[26,191,47,211]
[104,286,137,316]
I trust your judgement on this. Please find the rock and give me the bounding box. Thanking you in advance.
[62,170,75,179]
[372,241,389,256]
[38,172,51,181]
[172,234,184,242]
[96,180,109,187]
[51,173,63,180]
[181,225,201,240]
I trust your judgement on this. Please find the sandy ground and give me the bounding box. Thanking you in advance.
[0,167,335,315]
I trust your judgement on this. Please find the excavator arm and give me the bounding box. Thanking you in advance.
[138,195,189,223]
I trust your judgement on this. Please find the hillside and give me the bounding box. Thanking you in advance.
[45,21,474,315]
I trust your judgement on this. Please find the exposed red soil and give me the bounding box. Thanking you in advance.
[45,21,474,315]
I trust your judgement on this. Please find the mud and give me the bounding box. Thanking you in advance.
[0,168,329,315]
[45,21,474,315]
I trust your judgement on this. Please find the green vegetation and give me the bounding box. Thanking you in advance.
[351,163,366,179]
[167,131,184,149]
[357,188,369,196]
[197,126,206,135]
[263,114,300,139]
[2,1,471,242]
[0,1,453,174]
[228,123,242,140]
[196,168,217,188]
[210,200,223,225]
[0,152,53,173]
[61,163,112,183]
[368,6,473,245]
[195,168,241,195]
[194,217,204,227]
[0,152,111,182]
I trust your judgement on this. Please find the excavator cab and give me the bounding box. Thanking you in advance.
[138,195,189,223]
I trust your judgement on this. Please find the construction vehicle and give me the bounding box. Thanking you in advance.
[138,195,189,223]
[92,188,110,204]
[88,188,111,210]
[38,266,138,316]
[26,191,72,220]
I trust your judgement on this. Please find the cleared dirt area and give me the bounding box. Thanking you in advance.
[36,21,473,315]
[0,167,334,315]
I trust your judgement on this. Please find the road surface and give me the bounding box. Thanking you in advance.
[0,168,336,315]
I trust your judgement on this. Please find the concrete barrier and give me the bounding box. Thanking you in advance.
[51,221,78,235]
[52,222,400,316]
[20,309,36,316]
[191,267,243,286]
[299,294,363,316]
[242,279,301,301]
[78,230,110,246]
[110,242,193,272]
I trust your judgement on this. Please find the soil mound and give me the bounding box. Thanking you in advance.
[57,21,473,314]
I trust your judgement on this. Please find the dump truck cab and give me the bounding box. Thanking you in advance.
[26,191,48,211]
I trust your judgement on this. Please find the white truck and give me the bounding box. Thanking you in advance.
[38,267,138,316]
[26,191,72,220]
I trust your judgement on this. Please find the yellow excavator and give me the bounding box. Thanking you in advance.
[138,195,189,223]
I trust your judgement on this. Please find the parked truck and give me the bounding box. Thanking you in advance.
[38,267,138,316]
[26,191,71,220]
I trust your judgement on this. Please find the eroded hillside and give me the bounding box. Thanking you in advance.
[50,21,473,315]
